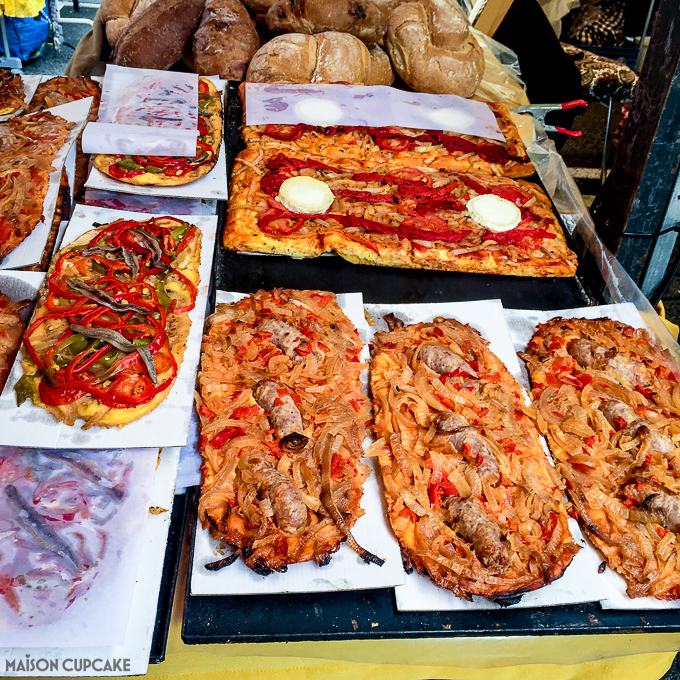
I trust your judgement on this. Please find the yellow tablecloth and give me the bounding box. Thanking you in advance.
[1,0,43,19]
[143,547,680,680]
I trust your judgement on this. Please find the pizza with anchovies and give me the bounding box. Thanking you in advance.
[16,217,201,429]
[241,100,534,178]
[521,317,680,599]
[224,151,577,276]
[93,78,221,186]
[369,315,578,599]
[196,289,383,574]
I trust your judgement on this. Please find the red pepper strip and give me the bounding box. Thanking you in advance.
[483,228,556,245]
[560,373,593,389]
[170,269,198,313]
[39,373,87,406]
[177,226,197,254]
[265,153,338,173]
[375,137,411,152]
[458,175,490,195]
[66,344,112,382]
[333,190,395,203]
[44,328,73,367]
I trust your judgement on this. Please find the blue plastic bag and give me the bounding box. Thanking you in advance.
[0,3,49,61]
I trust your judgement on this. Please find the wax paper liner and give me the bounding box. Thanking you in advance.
[83,66,198,156]
[0,205,216,448]
[244,83,504,141]
[0,446,159,648]
[190,290,405,595]
[0,446,180,676]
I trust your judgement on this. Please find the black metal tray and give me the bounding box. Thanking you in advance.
[182,84,680,645]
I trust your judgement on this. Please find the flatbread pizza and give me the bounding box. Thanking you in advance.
[0,69,25,117]
[224,151,577,277]
[522,317,680,599]
[93,78,222,187]
[16,217,201,429]
[370,315,579,599]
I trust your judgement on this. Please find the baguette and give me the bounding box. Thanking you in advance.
[192,0,260,80]
[114,0,206,70]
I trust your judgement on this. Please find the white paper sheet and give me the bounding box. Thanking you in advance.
[0,447,158,648]
[0,205,216,448]
[505,303,680,611]
[0,98,91,270]
[83,66,198,156]
[245,83,504,141]
[190,291,405,596]
[0,447,180,677]
[84,139,228,200]
[364,300,608,611]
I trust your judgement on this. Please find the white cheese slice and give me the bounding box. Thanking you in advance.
[466,194,521,233]
[277,176,335,214]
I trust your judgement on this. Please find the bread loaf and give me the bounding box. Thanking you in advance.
[386,0,484,97]
[192,0,260,80]
[240,0,274,22]
[266,0,385,43]
[246,31,393,86]
[101,0,138,48]
[114,0,206,69]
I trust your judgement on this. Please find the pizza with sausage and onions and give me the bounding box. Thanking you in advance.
[27,76,101,113]
[369,315,578,599]
[224,151,577,277]
[0,111,74,262]
[242,101,534,178]
[93,78,221,187]
[16,217,201,429]
[0,69,25,117]
[522,317,680,599]
[196,289,382,574]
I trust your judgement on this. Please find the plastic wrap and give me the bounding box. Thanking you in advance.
[527,122,680,360]
[81,66,199,156]
[472,29,530,109]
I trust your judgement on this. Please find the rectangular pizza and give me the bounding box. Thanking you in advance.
[241,101,535,178]
[224,150,577,277]
[196,289,383,574]
[521,316,680,600]
[369,314,579,599]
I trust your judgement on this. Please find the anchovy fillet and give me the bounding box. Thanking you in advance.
[128,228,164,268]
[67,279,150,316]
[39,450,125,502]
[69,324,158,385]
[4,484,79,568]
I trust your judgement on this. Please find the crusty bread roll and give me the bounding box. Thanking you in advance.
[365,42,394,86]
[192,0,260,80]
[386,0,484,97]
[241,0,274,22]
[114,0,206,69]
[266,0,385,43]
[101,0,138,48]
[246,31,393,86]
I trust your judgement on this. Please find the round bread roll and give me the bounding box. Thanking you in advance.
[246,31,393,86]
[386,0,484,97]
[266,0,385,43]
[192,0,260,80]
[241,0,274,22]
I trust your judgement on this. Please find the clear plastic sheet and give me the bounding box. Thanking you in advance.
[527,122,680,361]
[472,29,530,109]
[81,66,199,156]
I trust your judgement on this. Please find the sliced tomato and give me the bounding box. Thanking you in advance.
[400,214,450,234]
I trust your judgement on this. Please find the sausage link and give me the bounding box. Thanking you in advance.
[419,344,477,377]
[254,380,308,452]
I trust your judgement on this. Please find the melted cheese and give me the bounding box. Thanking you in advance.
[277,176,334,214]
[467,195,521,233]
